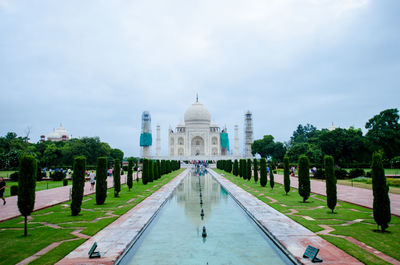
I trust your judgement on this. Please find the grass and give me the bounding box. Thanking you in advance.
[214,169,400,265]
[0,169,184,265]
[0,170,16,178]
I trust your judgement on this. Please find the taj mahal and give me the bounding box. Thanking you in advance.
[140,97,254,160]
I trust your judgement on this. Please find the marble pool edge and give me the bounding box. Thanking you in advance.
[56,169,189,265]
[208,169,362,265]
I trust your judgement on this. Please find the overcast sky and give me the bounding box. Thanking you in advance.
[0,0,399,157]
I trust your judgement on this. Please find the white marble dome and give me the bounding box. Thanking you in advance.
[47,125,70,141]
[184,101,211,124]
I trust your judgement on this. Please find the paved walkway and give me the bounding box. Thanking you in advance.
[274,174,400,216]
[0,173,138,222]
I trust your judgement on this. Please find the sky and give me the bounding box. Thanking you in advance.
[0,0,399,157]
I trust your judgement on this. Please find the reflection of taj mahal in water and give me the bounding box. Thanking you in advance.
[140,96,254,159]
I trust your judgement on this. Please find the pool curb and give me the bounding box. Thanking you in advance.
[209,169,362,265]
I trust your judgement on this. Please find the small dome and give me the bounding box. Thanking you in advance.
[184,102,211,124]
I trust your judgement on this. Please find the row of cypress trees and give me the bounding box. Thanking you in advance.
[141,159,180,185]
[218,152,391,232]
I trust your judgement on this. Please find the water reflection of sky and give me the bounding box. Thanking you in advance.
[121,169,292,265]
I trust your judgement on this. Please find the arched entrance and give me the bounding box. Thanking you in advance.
[191,136,205,156]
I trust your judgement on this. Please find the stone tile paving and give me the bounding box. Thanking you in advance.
[274,174,400,217]
[0,174,137,222]
[209,169,362,265]
[56,169,188,265]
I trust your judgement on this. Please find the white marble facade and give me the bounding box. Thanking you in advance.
[168,100,228,158]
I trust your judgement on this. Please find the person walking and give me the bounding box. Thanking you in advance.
[89,171,96,191]
[0,177,6,205]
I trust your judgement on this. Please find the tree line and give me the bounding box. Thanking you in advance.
[252,108,400,167]
[0,134,124,169]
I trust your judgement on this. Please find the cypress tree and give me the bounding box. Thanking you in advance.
[166,160,171,174]
[233,160,239,176]
[269,166,275,190]
[96,157,108,205]
[239,159,243,178]
[260,158,267,187]
[71,156,86,216]
[161,160,166,176]
[298,155,310,203]
[226,160,232,173]
[157,160,161,179]
[283,156,290,195]
[155,161,159,180]
[324,155,336,213]
[127,159,133,191]
[113,159,121,197]
[247,159,252,180]
[142,159,148,185]
[253,159,258,183]
[18,155,37,237]
[371,152,391,232]
[148,160,154,182]
[242,159,247,179]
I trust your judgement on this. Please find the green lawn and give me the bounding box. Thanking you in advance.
[214,169,400,265]
[0,170,16,178]
[0,169,184,265]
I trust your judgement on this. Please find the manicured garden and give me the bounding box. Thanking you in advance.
[214,168,400,265]
[0,169,184,265]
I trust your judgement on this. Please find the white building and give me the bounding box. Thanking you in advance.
[167,99,232,160]
[41,124,71,142]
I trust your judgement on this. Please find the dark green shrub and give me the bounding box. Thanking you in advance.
[71,156,86,216]
[349,168,365,179]
[10,171,18,181]
[253,159,258,183]
[51,171,65,181]
[314,168,325,179]
[157,160,161,179]
[63,179,68,186]
[161,160,166,176]
[225,160,232,173]
[335,169,348,180]
[269,167,275,190]
[298,155,310,203]
[18,155,37,236]
[324,155,336,213]
[142,159,148,185]
[113,159,121,197]
[260,158,267,187]
[10,185,18,196]
[127,159,133,191]
[283,156,290,195]
[371,152,391,232]
[166,160,171,174]
[233,160,239,176]
[247,159,252,180]
[148,160,154,182]
[96,157,107,205]
[239,159,244,178]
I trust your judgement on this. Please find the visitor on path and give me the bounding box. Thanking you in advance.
[0,177,6,205]
[290,166,295,176]
[90,171,96,191]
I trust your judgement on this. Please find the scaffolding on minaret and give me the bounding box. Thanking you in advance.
[140,111,152,158]
[244,111,253,158]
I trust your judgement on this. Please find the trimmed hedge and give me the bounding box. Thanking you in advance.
[298,155,310,203]
[283,156,290,195]
[113,159,121,197]
[71,156,86,216]
[95,157,107,205]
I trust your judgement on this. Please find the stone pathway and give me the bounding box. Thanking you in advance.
[0,173,138,222]
[274,174,400,216]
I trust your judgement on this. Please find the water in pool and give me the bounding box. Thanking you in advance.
[119,168,293,265]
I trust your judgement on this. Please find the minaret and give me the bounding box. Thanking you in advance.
[244,111,253,158]
[140,111,152,158]
[234,125,239,156]
[156,125,161,156]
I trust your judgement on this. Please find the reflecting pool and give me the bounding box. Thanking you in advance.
[118,168,293,265]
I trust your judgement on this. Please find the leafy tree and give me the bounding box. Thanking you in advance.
[366,108,400,160]
[283,156,290,195]
[18,155,37,236]
[127,159,133,191]
[96,157,107,205]
[113,159,121,197]
[142,159,148,185]
[233,160,239,176]
[71,156,86,216]
[260,158,267,187]
[110,148,124,162]
[253,159,258,183]
[324,155,336,213]
[252,135,286,161]
[298,155,310,203]
[371,152,391,232]
[269,166,275,190]
[247,159,252,180]
[291,124,317,144]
